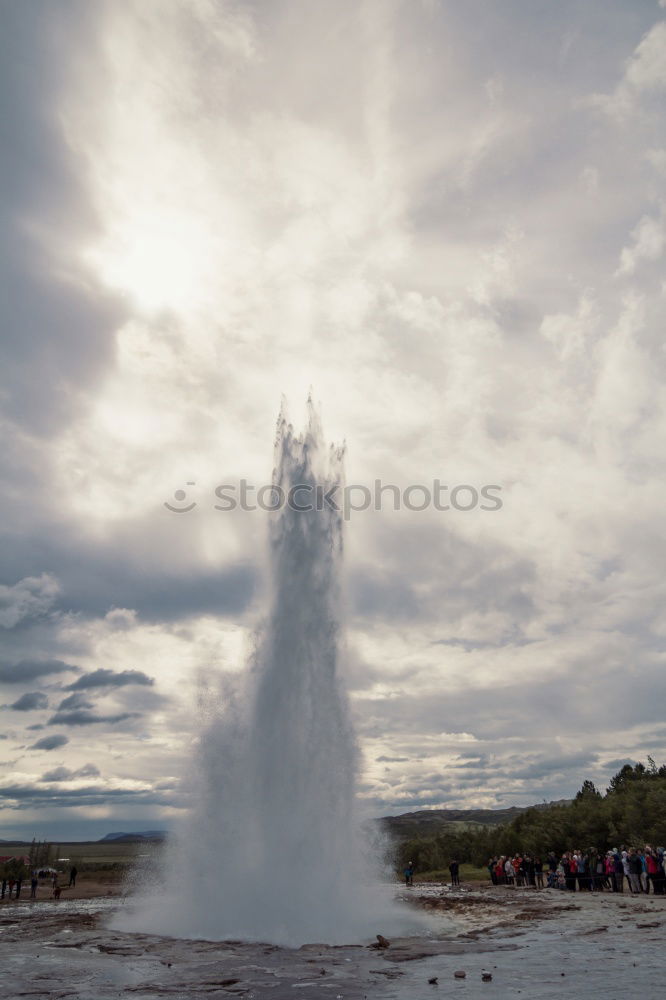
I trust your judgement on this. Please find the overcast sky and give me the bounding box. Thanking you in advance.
[1,0,665,841]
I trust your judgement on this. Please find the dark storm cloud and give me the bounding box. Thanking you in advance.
[0,0,126,436]
[28,733,69,751]
[57,692,94,711]
[0,528,256,623]
[504,751,599,781]
[0,9,256,758]
[47,709,140,727]
[67,668,154,691]
[40,766,74,783]
[8,691,48,711]
[41,763,101,782]
[603,758,637,771]
[0,782,182,810]
[0,659,76,683]
[64,558,256,624]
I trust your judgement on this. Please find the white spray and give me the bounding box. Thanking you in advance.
[118,403,427,944]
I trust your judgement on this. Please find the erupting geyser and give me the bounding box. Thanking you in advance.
[119,403,422,944]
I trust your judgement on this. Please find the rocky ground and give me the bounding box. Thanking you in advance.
[1,882,664,999]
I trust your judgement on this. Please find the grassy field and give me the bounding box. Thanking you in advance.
[0,840,155,871]
[2,841,491,886]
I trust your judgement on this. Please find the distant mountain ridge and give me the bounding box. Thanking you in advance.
[378,801,571,838]
[10,806,572,845]
[100,830,167,841]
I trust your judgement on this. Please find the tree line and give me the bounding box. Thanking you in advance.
[392,758,666,874]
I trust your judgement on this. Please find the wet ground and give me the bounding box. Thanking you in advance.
[2,884,664,999]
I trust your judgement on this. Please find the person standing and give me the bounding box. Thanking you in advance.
[657,848,666,895]
[30,876,38,899]
[594,853,607,891]
[613,850,624,892]
[620,847,634,892]
[494,858,505,885]
[627,850,642,894]
[519,855,529,887]
[449,859,460,886]
[524,855,535,887]
[69,865,77,888]
[638,850,648,893]
[534,856,544,889]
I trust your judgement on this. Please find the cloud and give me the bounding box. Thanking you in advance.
[104,607,138,631]
[76,762,102,777]
[0,574,60,628]
[28,733,69,751]
[0,659,76,683]
[41,763,101,782]
[8,692,48,711]
[47,710,140,727]
[615,206,666,275]
[0,529,255,622]
[509,752,599,782]
[602,758,637,771]
[0,1,127,438]
[66,668,154,690]
[0,782,180,810]
[2,0,666,824]
[56,693,94,711]
[623,20,666,94]
[582,19,666,118]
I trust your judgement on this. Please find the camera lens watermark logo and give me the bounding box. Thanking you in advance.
[164,482,197,513]
[163,480,502,518]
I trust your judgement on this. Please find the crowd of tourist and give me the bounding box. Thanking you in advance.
[0,865,77,901]
[487,847,666,893]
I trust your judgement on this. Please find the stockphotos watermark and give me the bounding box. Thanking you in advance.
[164,480,503,519]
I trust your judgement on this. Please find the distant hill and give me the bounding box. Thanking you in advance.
[100,830,167,842]
[378,802,570,839]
